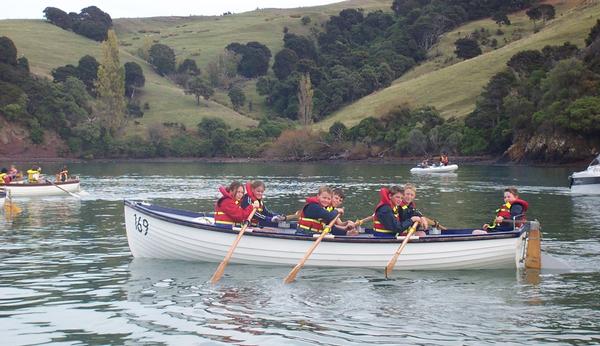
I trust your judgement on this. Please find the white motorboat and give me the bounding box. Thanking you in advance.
[569,155,600,194]
[410,164,458,174]
[124,200,541,271]
[1,180,80,197]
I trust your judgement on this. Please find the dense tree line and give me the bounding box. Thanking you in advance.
[260,0,535,122]
[43,6,112,41]
[462,20,600,160]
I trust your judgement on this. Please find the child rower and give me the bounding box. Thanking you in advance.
[400,183,428,235]
[214,181,259,228]
[297,186,343,235]
[241,180,286,227]
[329,188,357,235]
[473,187,529,234]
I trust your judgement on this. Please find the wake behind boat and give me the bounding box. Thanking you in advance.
[569,154,600,194]
[1,179,80,197]
[124,200,541,271]
[410,164,458,174]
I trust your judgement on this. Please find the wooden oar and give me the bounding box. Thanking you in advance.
[210,208,257,284]
[283,214,341,284]
[423,216,447,231]
[384,222,419,279]
[45,179,80,198]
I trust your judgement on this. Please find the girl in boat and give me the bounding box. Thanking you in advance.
[297,186,343,235]
[473,187,528,234]
[373,186,427,237]
[241,180,285,227]
[214,181,259,228]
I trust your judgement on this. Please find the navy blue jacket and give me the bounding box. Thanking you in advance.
[375,204,414,235]
[241,194,278,226]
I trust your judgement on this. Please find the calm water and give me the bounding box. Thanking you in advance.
[1,162,599,345]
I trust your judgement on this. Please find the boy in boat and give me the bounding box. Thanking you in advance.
[214,181,259,228]
[27,166,42,184]
[56,166,69,182]
[241,180,286,227]
[8,165,20,180]
[297,186,343,235]
[329,188,357,235]
[373,186,427,237]
[399,184,428,236]
[439,153,449,166]
[473,187,529,234]
[1,168,11,184]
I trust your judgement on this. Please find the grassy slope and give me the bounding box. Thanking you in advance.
[0,19,257,134]
[113,0,391,120]
[318,0,600,129]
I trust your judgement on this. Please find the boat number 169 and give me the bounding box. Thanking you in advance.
[133,214,149,235]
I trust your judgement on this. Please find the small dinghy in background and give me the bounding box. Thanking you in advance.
[1,180,80,197]
[410,164,458,174]
[569,154,600,194]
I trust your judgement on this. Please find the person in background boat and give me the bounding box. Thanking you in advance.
[399,184,428,235]
[329,188,357,235]
[241,180,285,227]
[472,187,529,235]
[214,181,259,228]
[439,153,449,166]
[373,186,427,237]
[56,166,69,182]
[0,168,11,184]
[297,186,343,235]
[419,158,430,168]
[27,166,42,184]
[8,165,20,181]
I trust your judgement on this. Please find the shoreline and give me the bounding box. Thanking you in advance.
[0,155,588,167]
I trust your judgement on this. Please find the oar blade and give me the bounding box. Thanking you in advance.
[283,265,301,284]
[210,262,227,284]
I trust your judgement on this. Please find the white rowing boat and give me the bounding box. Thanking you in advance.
[124,200,540,270]
[0,190,5,206]
[1,180,80,197]
[410,164,459,174]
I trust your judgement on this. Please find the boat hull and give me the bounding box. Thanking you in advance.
[2,181,80,197]
[124,201,529,270]
[410,164,458,174]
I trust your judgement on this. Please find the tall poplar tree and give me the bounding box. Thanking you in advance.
[297,73,313,126]
[96,29,126,133]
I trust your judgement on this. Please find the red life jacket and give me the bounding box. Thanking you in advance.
[298,196,327,232]
[491,198,529,228]
[373,188,399,233]
[214,186,241,226]
[441,156,449,165]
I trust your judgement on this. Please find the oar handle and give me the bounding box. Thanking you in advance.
[355,214,374,226]
[283,213,341,284]
[209,207,258,284]
[384,221,419,279]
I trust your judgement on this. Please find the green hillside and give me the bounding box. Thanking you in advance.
[318,0,600,129]
[0,19,256,134]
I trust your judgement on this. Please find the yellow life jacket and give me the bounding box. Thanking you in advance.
[27,169,41,182]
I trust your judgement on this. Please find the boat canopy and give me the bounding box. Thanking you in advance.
[589,154,600,167]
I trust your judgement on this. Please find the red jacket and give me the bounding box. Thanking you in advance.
[214,186,253,225]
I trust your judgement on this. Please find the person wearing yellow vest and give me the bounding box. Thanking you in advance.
[399,183,428,235]
[214,181,259,228]
[328,188,357,235]
[297,186,343,234]
[0,168,10,184]
[372,186,427,237]
[241,180,285,227]
[27,166,42,183]
[473,187,529,234]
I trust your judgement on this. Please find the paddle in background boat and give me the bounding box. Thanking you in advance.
[384,221,419,279]
[44,178,81,198]
[210,208,258,284]
[284,214,341,284]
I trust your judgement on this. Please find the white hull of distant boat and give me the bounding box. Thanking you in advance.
[410,164,458,174]
[124,200,541,270]
[1,180,80,197]
[570,155,600,194]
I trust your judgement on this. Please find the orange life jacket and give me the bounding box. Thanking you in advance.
[373,188,399,233]
[298,196,326,232]
[491,198,529,228]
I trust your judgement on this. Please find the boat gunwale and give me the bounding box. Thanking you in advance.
[1,180,80,188]
[125,200,524,244]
